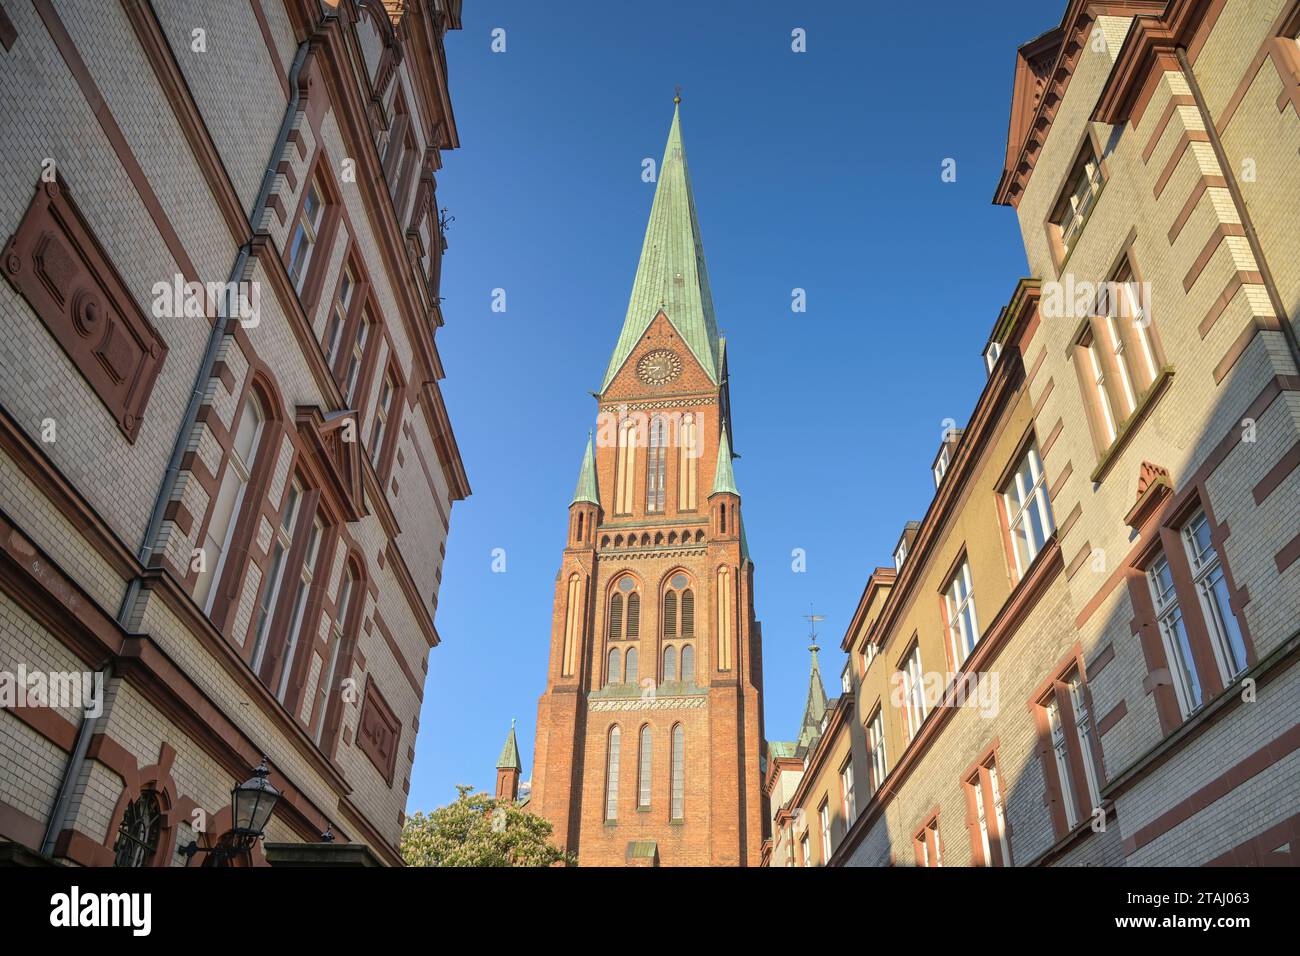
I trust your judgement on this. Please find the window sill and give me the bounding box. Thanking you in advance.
[1089,366,1175,485]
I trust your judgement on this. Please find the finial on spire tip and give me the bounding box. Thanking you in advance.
[673,84,682,105]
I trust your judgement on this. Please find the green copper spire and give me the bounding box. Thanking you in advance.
[710,427,739,497]
[796,645,829,754]
[571,433,599,506]
[497,719,522,771]
[600,100,722,392]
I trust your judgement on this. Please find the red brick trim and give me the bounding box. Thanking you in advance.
[1170,174,1227,246]
[1097,699,1128,735]
[1275,531,1300,573]
[1040,417,1065,459]
[1183,222,1247,292]
[1142,93,1196,163]
[1204,811,1300,866]
[1252,440,1300,504]
[1048,460,1073,502]
[1153,130,1211,200]
[1088,641,1116,679]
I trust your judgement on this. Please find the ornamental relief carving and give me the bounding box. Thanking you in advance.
[2,178,167,442]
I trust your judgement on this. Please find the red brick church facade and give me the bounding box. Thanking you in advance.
[522,101,767,867]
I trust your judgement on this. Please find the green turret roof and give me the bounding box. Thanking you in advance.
[795,646,829,754]
[497,720,522,771]
[710,428,739,497]
[600,102,722,392]
[571,433,599,506]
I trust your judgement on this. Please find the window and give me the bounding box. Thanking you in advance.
[670,724,685,821]
[287,182,325,291]
[1049,142,1104,259]
[901,643,927,741]
[681,645,695,682]
[1082,327,1118,445]
[663,574,693,683]
[625,648,638,684]
[1147,552,1203,716]
[894,538,909,570]
[615,419,638,515]
[1182,509,1248,681]
[983,339,1003,374]
[646,416,666,512]
[369,370,396,468]
[313,562,356,745]
[1039,665,1103,834]
[678,413,699,510]
[194,393,265,611]
[324,269,354,367]
[933,443,951,487]
[819,801,832,864]
[915,816,942,867]
[607,647,622,686]
[276,515,323,703]
[1002,440,1055,577]
[663,645,677,682]
[860,640,878,675]
[608,592,624,641]
[113,790,162,867]
[943,558,979,668]
[967,755,1011,866]
[840,759,856,826]
[638,726,652,809]
[605,726,621,821]
[251,478,305,674]
[343,312,371,404]
[716,566,733,671]
[866,708,887,792]
[800,833,811,867]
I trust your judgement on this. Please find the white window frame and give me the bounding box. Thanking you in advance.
[324,269,354,367]
[276,515,323,703]
[196,396,265,612]
[288,183,324,291]
[840,760,856,825]
[902,644,927,741]
[943,558,979,669]
[605,726,621,822]
[1085,337,1118,445]
[1002,441,1055,578]
[313,566,354,745]
[1181,509,1248,682]
[251,479,304,673]
[819,801,832,864]
[867,710,887,792]
[1046,696,1079,830]
[1147,552,1203,716]
[1066,671,1102,812]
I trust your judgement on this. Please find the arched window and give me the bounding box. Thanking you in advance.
[663,645,678,682]
[681,588,695,635]
[607,647,622,685]
[647,416,667,512]
[663,591,678,636]
[576,512,584,543]
[625,648,639,684]
[720,502,727,534]
[638,726,652,809]
[195,391,266,611]
[561,574,583,677]
[670,725,685,821]
[626,591,640,639]
[615,419,638,515]
[608,593,624,641]
[681,645,695,683]
[717,566,733,671]
[605,726,621,821]
[113,790,162,867]
[678,413,698,510]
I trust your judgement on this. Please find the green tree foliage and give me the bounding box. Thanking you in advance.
[401,785,574,867]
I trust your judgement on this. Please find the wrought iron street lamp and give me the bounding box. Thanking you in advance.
[180,758,281,866]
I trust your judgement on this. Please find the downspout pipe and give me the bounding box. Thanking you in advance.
[39,39,312,860]
[1176,46,1300,374]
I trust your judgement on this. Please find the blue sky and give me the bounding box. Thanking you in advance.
[413,0,1057,810]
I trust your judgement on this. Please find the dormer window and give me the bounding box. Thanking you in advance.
[894,539,909,570]
[1049,142,1104,262]
[933,443,952,488]
[983,340,1003,374]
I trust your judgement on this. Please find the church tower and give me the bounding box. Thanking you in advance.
[529,100,766,866]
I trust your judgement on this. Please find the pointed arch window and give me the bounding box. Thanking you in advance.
[670,724,685,821]
[716,566,733,671]
[615,419,639,515]
[625,648,639,684]
[607,647,623,685]
[608,592,624,641]
[638,726,653,809]
[647,416,667,512]
[678,413,698,510]
[681,645,695,683]
[663,590,678,636]
[605,725,621,821]
[561,574,583,677]
[626,591,640,639]
[663,645,678,682]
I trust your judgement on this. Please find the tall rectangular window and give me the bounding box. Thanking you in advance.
[195,394,265,611]
[343,313,371,405]
[605,726,621,822]
[840,759,856,826]
[967,755,1011,866]
[276,515,323,703]
[819,800,832,864]
[1147,552,1203,716]
[323,268,354,368]
[1182,509,1248,681]
[901,643,927,741]
[1002,439,1055,577]
[943,558,979,668]
[313,565,354,744]
[1049,142,1104,258]
[800,833,810,867]
[646,416,666,512]
[866,709,887,793]
[1039,665,1103,835]
[638,726,652,809]
[369,370,396,468]
[288,183,325,291]
[251,479,304,673]
[670,724,685,821]
[915,816,942,867]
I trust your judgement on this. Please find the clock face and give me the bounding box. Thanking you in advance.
[637,349,682,385]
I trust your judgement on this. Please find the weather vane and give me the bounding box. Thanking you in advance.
[803,606,825,652]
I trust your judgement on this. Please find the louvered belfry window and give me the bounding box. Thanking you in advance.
[626,592,640,639]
